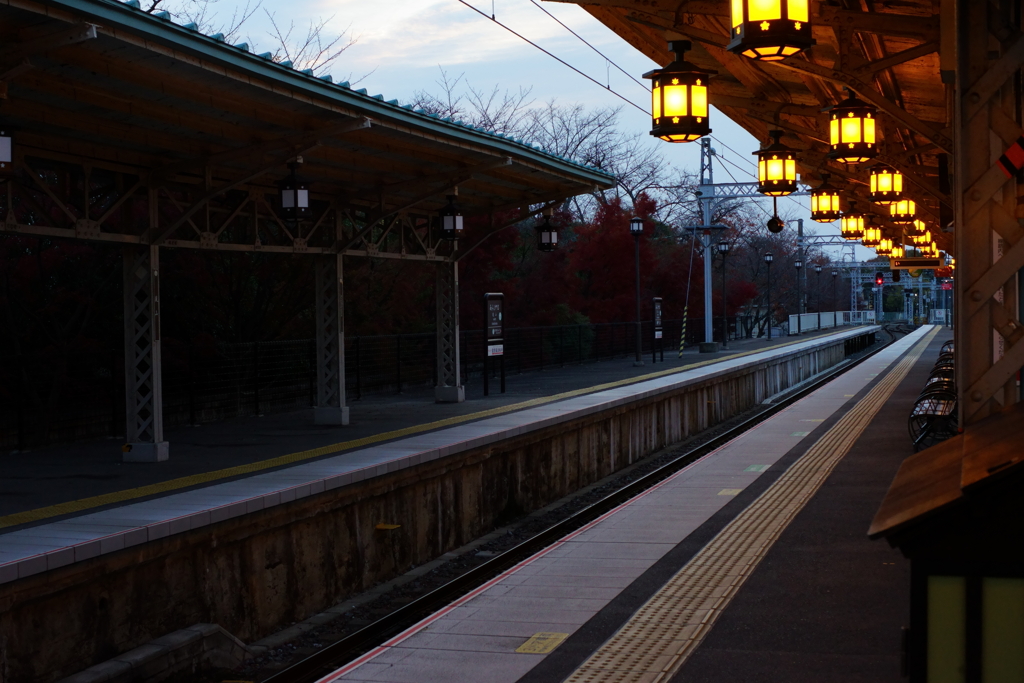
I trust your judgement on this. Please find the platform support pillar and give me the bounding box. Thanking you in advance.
[122,244,168,462]
[314,253,349,425]
[435,259,464,403]
[954,0,1024,425]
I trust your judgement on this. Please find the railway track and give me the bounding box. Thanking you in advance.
[267,329,899,683]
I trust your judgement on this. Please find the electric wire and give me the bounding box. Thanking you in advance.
[526,0,648,91]
[456,0,647,114]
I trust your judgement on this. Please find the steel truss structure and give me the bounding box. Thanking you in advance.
[0,0,613,460]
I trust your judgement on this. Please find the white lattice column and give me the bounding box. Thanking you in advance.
[435,260,464,403]
[314,253,349,425]
[122,245,168,462]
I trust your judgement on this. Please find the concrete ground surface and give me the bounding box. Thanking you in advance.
[311,325,943,683]
[0,326,863,520]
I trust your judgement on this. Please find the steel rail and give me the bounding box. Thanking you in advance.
[267,328,894,683]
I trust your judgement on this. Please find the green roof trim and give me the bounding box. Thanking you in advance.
[44,0,615,187]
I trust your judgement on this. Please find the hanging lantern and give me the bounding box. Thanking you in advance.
[643,41,715,144]
[439,194,463,240]
[809,173,841,222]
[876,237,893,256]
[827,91,878,164]
[869,165,903,204]
[840,203,866,240]
[536,214,558,252]
[907,219,927,238]
[728,0,813,62]
[861,224,882,248]
[278,160,310,221]
[890,243,905,259]
[754,130,798,196]
[890,199,916,224]
[911,229,932,247]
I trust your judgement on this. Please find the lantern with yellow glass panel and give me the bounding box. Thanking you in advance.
[890,199,916,225]
[643,41,715,144]
[810,173,841,223]
[754,130,798,196]
[728,0,814,61]
[869,165,903,204]
[827,91,878,164]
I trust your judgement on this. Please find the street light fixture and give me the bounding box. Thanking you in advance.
[643,41,715,143]
[794,257,804,334]
[814,263,822,329]
[630,216,644,366]
[727,0,813,62]
[717,240,731,348]
[764,251,774,340]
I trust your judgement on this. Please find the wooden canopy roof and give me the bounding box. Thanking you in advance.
[551,0,953,254]
[0,0,613,253]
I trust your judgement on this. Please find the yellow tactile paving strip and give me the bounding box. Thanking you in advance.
[0,333,832,530]
[564,327,938,683]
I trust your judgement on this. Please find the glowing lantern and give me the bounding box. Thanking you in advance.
[827,91,878,164]
[810,173,841,222]
[728,0,813,61]
[890,243,905,259]
[876,237,893,256]
[890,199,916,224]
[907,219,927,238]
[911,229,932,247]
[754,130,798,196]
[840,203,866,241]
[869,165,903,204]
[643,41,715,143]
[862,224,882,248]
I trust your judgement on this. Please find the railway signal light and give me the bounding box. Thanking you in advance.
[875,272,884,286]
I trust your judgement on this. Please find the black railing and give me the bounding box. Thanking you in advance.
[0,316,760,450]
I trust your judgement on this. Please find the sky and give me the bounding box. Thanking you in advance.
[208,0,866,260]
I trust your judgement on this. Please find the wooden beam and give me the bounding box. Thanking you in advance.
[817,7,939,42]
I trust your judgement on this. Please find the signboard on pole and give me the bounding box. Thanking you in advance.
[653,297,663,339]
[890,257,942,270]
[941,282,953,290]
[485,292,504,356]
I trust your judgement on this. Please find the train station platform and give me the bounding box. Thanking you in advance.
[0,325,867,528]
[314,325,945,683]
[0,324,886,683]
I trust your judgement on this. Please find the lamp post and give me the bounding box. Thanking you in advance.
[814,264,822,330]
[717,240,731,349]
[794,257,803,334]
[831,269,838,322]
[630,216,644,366]
[764,252,774,340]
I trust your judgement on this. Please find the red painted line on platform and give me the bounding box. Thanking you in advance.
[316,440,733,682]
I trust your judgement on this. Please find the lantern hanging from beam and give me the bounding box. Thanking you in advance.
[890,199,916,224]
[907,219,927,238]
[840,203,866,241]
[827,91,878,164]
[536,213,558,252]
[728,0,813,61]
[911,229,932,246]
[754,130,798,196]
[861,223,882,248]
[869,165,903,204]
[876,237,893,256]
[0,129,11,172]
[809,173,840,222]
[439,194,463,240]
[278,160,310,221]
[643,41,715,143]
[890,243,905,259]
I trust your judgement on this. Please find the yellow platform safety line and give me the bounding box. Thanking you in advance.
[517,632,569,654]
[564,326,939,683]
[0,330,855,531]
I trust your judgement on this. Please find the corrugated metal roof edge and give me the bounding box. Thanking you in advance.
[42,0,616,189]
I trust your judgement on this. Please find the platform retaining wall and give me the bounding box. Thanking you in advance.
[0,330,875,683]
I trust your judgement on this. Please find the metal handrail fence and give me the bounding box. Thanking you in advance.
[1,316,762,450]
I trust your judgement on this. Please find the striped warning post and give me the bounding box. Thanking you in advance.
[678,305,688,358]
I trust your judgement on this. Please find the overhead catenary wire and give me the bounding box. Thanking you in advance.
[455,0,648,115]
[526,0,648,91]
